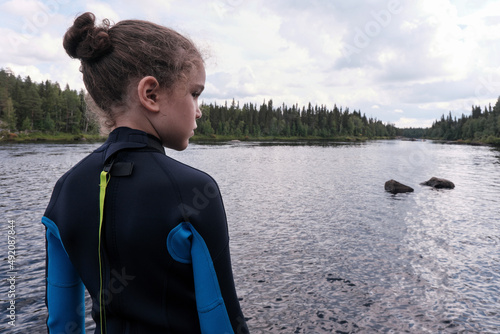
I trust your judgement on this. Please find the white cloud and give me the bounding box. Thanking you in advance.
[0,28,65,64]
[1,0,45,18]
[394,117,435,128]
[2,64,44,81]
[84,1,121,23]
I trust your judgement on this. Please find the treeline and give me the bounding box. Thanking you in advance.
[4,67,498,144]
[424,98,500,143]
[197,99,397,138]
[0,68,99,134]
[0,68,397,139]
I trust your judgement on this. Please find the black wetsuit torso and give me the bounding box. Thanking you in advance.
[42,127,248,333]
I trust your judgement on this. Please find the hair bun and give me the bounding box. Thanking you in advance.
[63,12,113,61]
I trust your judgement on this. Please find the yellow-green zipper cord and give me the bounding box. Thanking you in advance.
[99,170,110,334]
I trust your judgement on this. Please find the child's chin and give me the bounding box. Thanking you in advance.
[176,141,189,151]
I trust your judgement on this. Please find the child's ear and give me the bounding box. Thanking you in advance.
[137,76,161,112]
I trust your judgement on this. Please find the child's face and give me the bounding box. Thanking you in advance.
[155,65,206,150]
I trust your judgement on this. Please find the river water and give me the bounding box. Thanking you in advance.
[0,139,499,333]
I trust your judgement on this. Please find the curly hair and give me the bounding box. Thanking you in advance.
[63,12,203,129]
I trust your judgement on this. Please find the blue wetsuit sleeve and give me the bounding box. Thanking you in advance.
[42,216,85,334]
[167,222,234,334]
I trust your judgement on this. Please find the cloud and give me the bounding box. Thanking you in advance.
[394,117,435,128]
[84,1,121,23]
[0,28,65,65]
[1,0,46,18]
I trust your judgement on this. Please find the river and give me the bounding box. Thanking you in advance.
[1,139,499,333]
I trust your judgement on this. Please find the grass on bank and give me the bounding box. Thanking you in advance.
[430,136,500,146]
[0,130,106,142]
[190,134,388,143]
[2,130,500,146]
[458,136,500,146]
[0,130,388,143]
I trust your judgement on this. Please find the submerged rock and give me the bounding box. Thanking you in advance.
[420,177,455,189]
[384,179,414,194]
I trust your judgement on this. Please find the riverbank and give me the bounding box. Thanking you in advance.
[194,135,500,147]
[2,130,499,147]
[0,130,389,144]
[427,137,500,147]
[0,130,106,143]
[190,134,390,143]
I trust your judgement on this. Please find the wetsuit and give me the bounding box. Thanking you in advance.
[42,127,248,334]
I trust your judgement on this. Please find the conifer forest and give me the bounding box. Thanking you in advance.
[1,68,499,145]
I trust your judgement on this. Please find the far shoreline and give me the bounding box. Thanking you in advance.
[1,131,499,147]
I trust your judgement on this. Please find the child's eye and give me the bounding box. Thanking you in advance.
[192,91,201,98]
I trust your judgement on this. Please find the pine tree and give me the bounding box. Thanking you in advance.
[4,97,17,130]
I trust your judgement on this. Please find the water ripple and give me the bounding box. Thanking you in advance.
[1,141,499,333]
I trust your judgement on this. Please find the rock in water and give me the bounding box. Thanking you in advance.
[384,179,414,194]
[420,177,455,189]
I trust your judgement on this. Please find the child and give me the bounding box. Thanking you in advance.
[42,12,248,334]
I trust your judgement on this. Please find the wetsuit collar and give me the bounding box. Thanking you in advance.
[103,127,165,162]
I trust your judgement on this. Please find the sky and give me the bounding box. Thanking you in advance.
[1,0,500,128]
